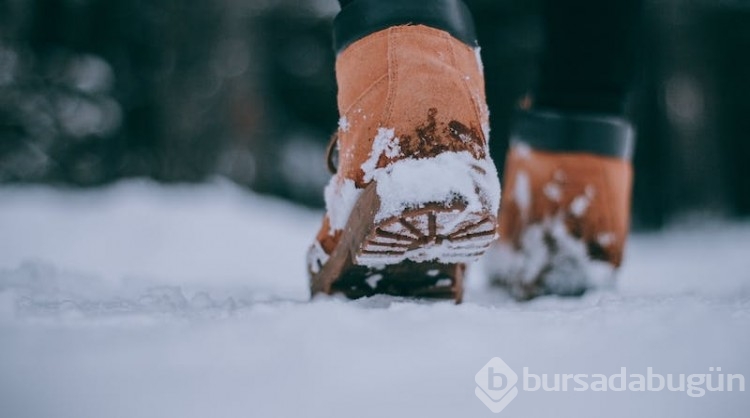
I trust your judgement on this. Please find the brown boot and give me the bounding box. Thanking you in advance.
[486,110,634,300]
[307,25,500,302]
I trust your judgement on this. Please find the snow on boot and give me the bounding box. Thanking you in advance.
[485,110,634,300]
[307,25,500,302]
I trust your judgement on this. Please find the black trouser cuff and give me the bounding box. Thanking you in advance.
[512,110,635,160]
[333,0,478,53]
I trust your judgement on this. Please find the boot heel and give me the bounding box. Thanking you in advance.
[311,181,496,303]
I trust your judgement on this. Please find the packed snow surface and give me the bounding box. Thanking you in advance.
[1,179,749,418]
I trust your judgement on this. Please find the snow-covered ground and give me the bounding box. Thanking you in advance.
[0,180,748,418]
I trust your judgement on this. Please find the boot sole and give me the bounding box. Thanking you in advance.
[310,182,497,303]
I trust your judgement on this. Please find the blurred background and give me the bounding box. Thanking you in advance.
[0,0,748,229]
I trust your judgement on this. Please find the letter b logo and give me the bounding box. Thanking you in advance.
[488,367,508,391]
[475,357,519,413]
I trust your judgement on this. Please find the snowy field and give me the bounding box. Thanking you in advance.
[1,179,748,418]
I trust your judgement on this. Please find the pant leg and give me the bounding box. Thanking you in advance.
[333,0,477,52]
[534,0,644,115]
